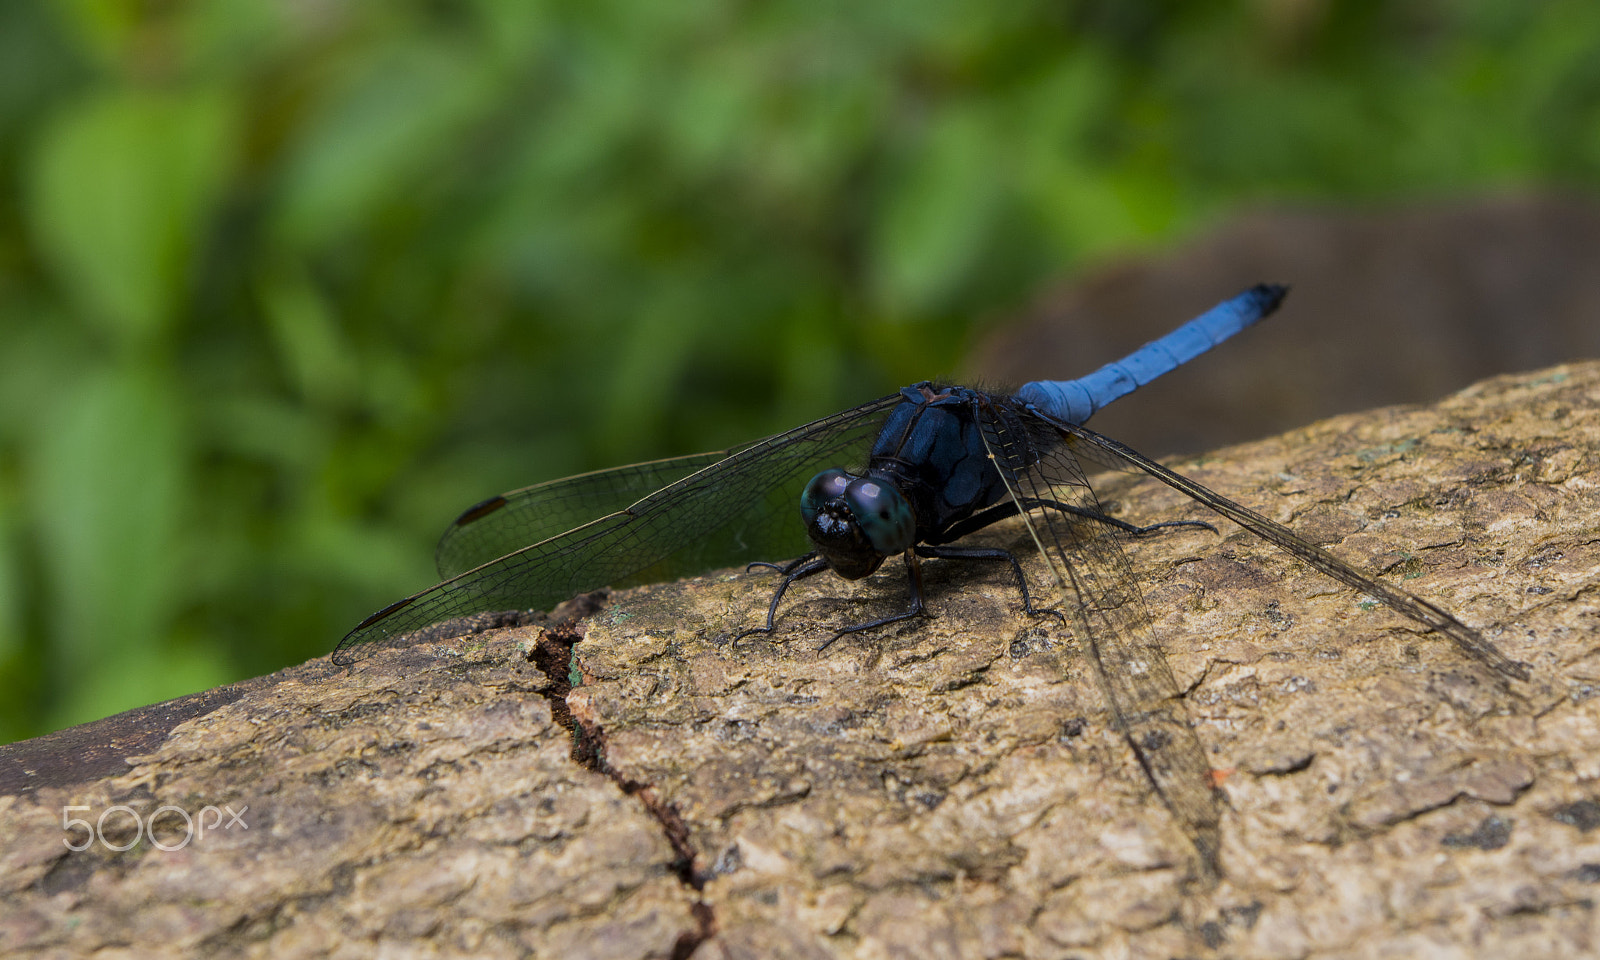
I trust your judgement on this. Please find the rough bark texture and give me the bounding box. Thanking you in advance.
[3,362,1599,959]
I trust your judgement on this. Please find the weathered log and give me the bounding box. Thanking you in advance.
[2,362,1598,959]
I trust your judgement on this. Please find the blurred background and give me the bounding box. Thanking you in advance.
[3,0,1600,742]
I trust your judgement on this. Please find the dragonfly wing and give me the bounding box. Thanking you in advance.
[436,451,740,578]
[977,399,1222,877]
[334,395,901,666]
[1052,421,1529,682]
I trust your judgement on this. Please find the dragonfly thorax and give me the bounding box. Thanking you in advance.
[800,468,916,580]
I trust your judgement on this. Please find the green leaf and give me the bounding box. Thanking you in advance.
[0,497,19,664]
[258,259,360,409]
[273,41,495,247]
[27,88,235,348]
[872,104,1001,317]
[31,364,199,724]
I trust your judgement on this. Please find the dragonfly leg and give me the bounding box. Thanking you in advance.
[916,544,1067,624]
[746,553,820,576]
[818,549,930,651]
[736,553,828,644]
[1125,517,1217,537]
[929,497,1215,544]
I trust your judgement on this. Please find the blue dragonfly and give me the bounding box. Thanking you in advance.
[333,285,1526,874]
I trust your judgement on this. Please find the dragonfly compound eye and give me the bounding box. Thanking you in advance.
[843,478,915,556]
[800,469,913,580]
[801,468,854,525]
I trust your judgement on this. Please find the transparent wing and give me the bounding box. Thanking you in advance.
[976,398,1222,876]
[334,395,901,665]
[1050,420,1528,682]
[436,451,742,578]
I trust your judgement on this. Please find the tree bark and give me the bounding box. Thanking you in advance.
[3,362,1598,959]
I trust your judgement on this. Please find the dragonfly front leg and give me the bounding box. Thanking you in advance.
[736,553,829,643]
[817,549,930,651]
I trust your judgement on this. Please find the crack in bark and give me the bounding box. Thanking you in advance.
[524,593,720,958]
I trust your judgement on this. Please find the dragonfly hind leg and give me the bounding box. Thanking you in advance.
[929,497,1216,545]
[1125,516,1218,537]
[916,544,1068,625]
[820,544,1070,652]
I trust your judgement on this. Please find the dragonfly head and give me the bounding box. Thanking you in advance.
[800,468,915,580]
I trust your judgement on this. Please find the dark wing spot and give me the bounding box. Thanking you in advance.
[355,596,416,629]
[454,495,509,526]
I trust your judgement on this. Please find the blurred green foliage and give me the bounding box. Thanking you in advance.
[2,0,1598,741]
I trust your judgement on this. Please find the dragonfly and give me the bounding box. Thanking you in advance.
[333,284,1528,874]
